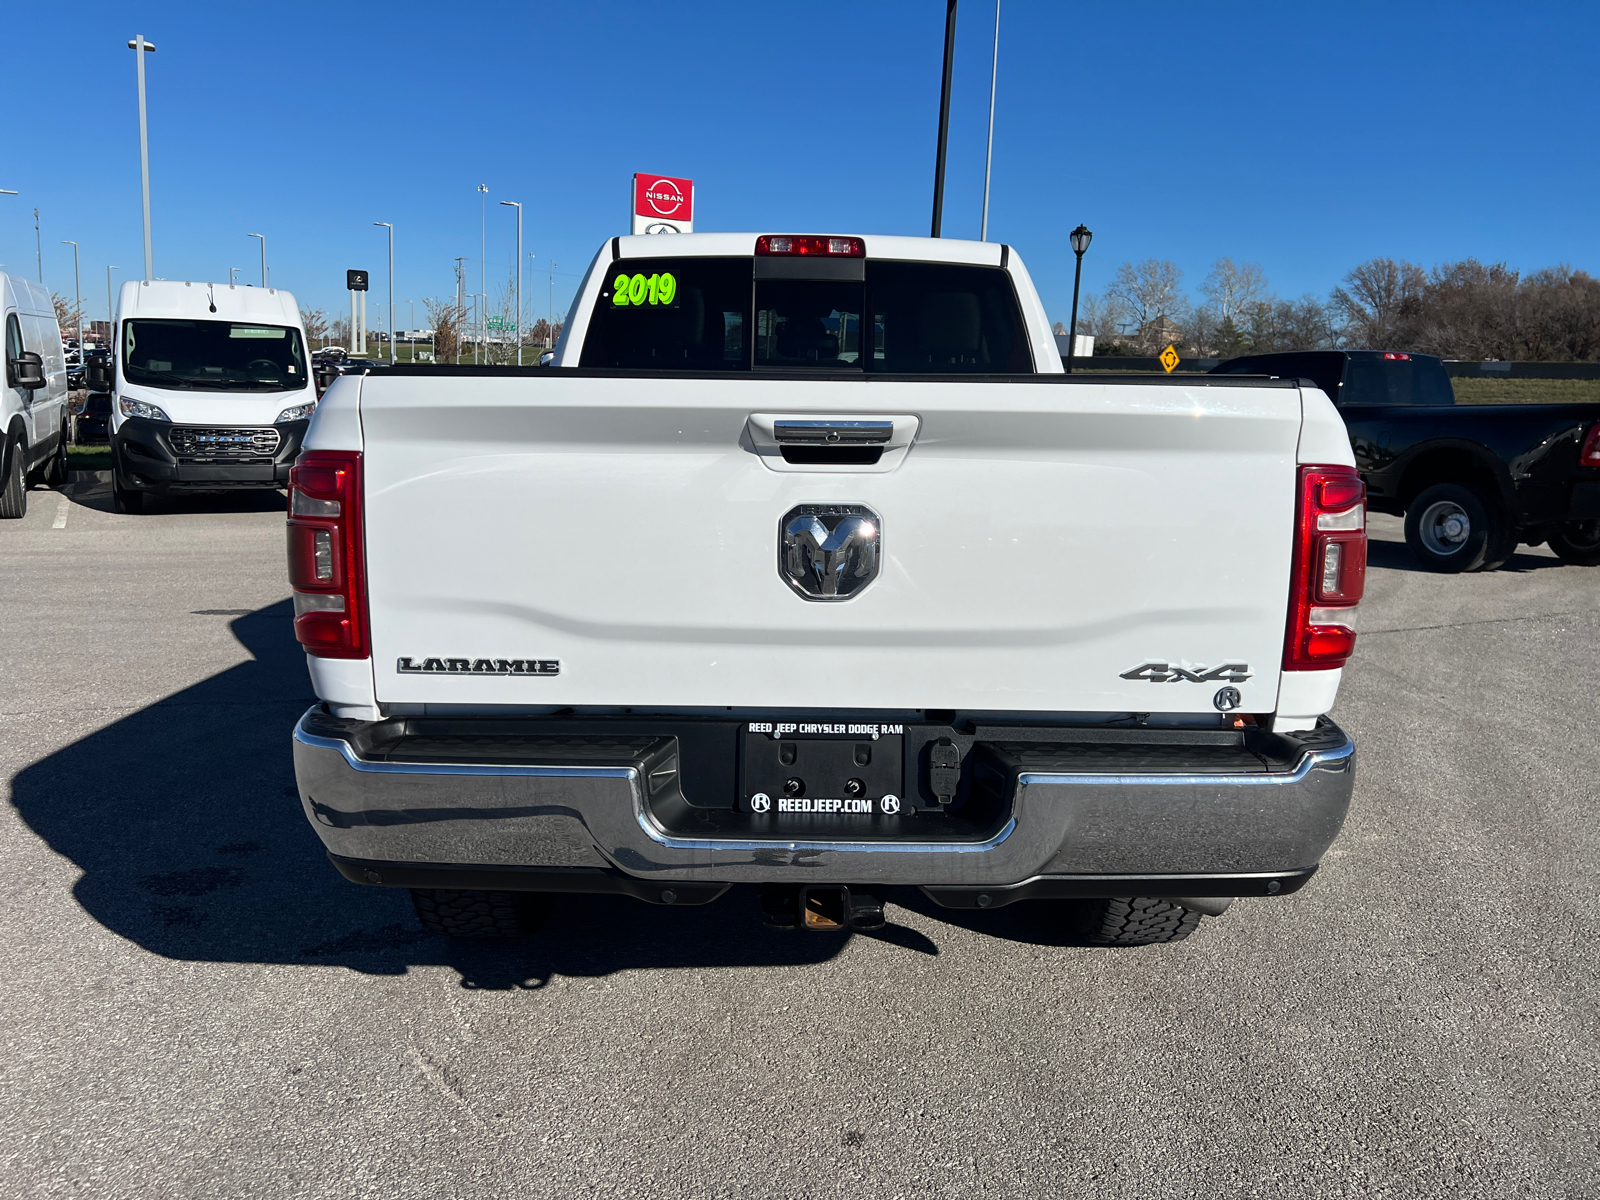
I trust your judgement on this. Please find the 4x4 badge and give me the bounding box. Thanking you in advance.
[1120,662,1251,684]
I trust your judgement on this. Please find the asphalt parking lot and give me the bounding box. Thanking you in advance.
[2,475,1596,1200]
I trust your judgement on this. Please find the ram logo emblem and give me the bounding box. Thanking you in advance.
[779,504,881,601]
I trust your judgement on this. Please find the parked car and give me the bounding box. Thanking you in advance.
[1211,350,1600,569]
[73,392,112,443]
[91,280,317,514]
[289,231,1363,946]
[2,271,70,516]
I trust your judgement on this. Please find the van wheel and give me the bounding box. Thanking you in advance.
[1403,482,1511,572]
[410,888,545,938]
[1548,520,1600,566]
[1076,897,1205,946]
[112,478,144,515]
[0,440,25,519]
[44,425,68,486]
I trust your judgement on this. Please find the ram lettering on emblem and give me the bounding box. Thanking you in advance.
[1120,662,1251,684]
[397,657,559,676]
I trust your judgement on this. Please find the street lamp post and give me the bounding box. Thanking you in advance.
[930,0,958,237]
[247,233,266,287]
[106,265,120,333]
[500,200,521,363]
[476,185,488,364]
[548,260,557,347]
[229,267,240,285]
[127,36,157,280]
[374,222,394,366]
[61,240,82,366]
[1066,224,1093,374]
[980,0,1001,241]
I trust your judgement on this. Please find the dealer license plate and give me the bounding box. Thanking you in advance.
[740,720,905,816]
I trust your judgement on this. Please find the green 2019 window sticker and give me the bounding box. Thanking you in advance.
[611,272,678,307]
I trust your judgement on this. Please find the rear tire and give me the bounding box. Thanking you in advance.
[44,424,68,486]
[410,888,544,938]
[0,440,26,519]
[1077,897,1205,946]
[1404,482,1511,573]
[1548,520,1600,566]
[112,477,144,514]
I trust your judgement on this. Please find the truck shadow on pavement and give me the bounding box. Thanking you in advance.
[1364,537,1568,574]
[9,601,890,989]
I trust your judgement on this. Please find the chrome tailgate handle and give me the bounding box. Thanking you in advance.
[773,419,894,446]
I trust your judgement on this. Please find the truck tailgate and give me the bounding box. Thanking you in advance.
[358,375,1301,714]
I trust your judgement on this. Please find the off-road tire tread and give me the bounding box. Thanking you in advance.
[0,440,25,519]
[410,888,533,938]
[1082,896,1204,946]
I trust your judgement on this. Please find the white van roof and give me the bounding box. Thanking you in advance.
[1,272,55,317]
[116,280,303,327]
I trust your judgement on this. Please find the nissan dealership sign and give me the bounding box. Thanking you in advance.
[631,173,694,235]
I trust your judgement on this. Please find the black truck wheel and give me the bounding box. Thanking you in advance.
[1077,897,1205,946]
[410,888,543,938]
[1404,482,1511,572]
[0,439,26,519]
[112,477,144,514]
[1547,520,1600,566]
[44,423,68,486]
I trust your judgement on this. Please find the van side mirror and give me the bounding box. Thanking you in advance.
[9,351,45,390]
[86,360,113,390]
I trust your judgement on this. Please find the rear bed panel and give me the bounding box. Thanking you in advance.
[359,375,1301,714]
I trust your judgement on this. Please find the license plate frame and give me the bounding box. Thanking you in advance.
[740,720,905,816]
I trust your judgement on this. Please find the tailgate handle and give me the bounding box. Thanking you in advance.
[773,420,893,446]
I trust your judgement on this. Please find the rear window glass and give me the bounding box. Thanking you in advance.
[1341,357,1455,406]
[582,257,1031,373]
[579,257,750,370]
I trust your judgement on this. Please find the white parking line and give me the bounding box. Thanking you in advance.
[52,494,70,530]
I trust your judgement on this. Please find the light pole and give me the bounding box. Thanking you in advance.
[61,240,82,364]
[500,200,521,363]
[930,0,957,237]
[248,233,266,287]
[229,267,241,285]
[549,260,557,346]
[1066,224,1092,374]
[476,184,487,365]
[980,0,1001,241]
[34,208,42,282]
[374,222,394,366]
[106,265,120,331]
[127,36,157,280]
[408,300,415,360]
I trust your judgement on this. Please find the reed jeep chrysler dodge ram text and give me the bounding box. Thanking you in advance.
[288,232,1363,946]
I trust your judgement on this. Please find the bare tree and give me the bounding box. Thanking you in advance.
[299,307,331,351]
[1108,260,1189,350]
[1201,258,1267,325]
[1330,257,1427,348]
[1074,292,1124,344]
[52,293,83,341]
[425,297,467,365]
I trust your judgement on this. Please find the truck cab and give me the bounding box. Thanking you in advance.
[101,280,317,514]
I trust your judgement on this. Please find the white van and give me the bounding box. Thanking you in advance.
[1,272,70,517]
[96,280,316,513]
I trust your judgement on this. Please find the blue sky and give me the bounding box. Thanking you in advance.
[3,1,1595,331]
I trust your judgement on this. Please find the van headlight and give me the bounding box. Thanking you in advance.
[275,401,317,424]
[119,397,171,421]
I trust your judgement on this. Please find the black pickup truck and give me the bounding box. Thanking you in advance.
[1211,350,1600,571]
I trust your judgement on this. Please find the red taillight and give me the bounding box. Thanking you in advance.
[1580,421,1600,468]
[1284,464,1366,672]
[755,235,865,258]
[1382,352,1410,360]
[287,450,368,659]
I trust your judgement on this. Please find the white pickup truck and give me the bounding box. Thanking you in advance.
[290,232,1363,945]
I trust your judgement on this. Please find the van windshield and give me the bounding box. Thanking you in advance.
[122,320,309,392]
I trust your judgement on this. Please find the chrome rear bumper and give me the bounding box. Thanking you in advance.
[292,707,1356,897]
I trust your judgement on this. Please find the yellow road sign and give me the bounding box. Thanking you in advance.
[1159,344,1180,373]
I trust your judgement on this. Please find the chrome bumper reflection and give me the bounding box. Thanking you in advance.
[292,708,1355,887]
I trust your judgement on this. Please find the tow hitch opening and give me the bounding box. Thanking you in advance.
[761,885,886,932]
